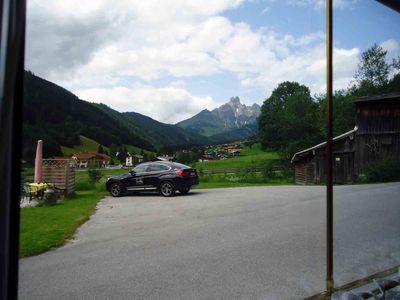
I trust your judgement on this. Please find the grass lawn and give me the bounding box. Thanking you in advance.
[197,180,293,189]
[75,168,128,180]
[19,183,107,257]
[194,143,279,170]
[197,170,294,189]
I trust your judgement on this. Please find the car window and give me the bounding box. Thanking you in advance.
[159,164,170,171]
[173,163,191,169]
[147,164,170,172]
[146,164,160,172]
[133,164,148,173]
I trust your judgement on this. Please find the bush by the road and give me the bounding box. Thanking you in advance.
[364,160,400,183]
[88,166,102,184]
[75,180,95,191]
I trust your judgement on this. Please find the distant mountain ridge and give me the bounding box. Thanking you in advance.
[176,96,260,139]
[22,71,209,161]
[23,72,259,161]
[122,111,210,148]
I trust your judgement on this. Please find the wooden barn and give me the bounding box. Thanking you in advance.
[291,92,400,184]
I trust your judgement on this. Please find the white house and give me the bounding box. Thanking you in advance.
[126,152,133,167]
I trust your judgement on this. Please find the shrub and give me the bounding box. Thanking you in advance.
[198,167,204,177]
[364,160,400,183]
[245,169,259,183]
[261,161,276,181]
[200,174,211,182]
[75,180,94,191]
[88,166,102,184]
[279,159,294,179]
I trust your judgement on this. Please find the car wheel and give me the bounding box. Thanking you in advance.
[160,181,175,197]
[110,182,123,197]
[179,187,190,194]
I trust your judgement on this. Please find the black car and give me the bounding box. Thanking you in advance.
[106,161,199,197]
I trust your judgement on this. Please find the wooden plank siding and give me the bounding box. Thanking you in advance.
[42,159,75,195]
[294,162,314,185]
[354,98,400,174]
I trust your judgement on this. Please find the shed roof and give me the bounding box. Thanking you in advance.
[353,92,400,103]
[291,126,358,163]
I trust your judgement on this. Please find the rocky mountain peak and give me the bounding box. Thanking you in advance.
[229,96,241,106]
[211,96,261,129]
[176,95,260,140]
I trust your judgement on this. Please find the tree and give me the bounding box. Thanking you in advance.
[88,165,102,184]
[97,144,104,154]
[355,43,390,87]
[352,43,400,96]
[117,145,128,162]
[109,144,117,157]
[176,151,200,165]
[258,81,322,159]
[316,90,355,137]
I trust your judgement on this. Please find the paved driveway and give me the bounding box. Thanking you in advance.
[19,183,400,300]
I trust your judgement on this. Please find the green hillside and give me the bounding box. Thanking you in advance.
[61,136,109,156]
[22,71,208,162]
[123,112,211,149]
[60,136,156,158]
[23,71,155,161]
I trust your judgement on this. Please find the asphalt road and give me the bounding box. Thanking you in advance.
[19,183,400,300]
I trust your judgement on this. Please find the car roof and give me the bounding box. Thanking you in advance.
[136,161,173,167]
[136,161,190,168]
[140,161,173,165]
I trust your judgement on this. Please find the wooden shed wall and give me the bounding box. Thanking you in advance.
[355,99,400,174]
[42,159,75,195]
[313,135,356,184]
[295,161,314,185]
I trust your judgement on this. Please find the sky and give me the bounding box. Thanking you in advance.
[25,0,400,124]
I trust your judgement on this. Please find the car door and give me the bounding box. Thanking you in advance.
[142,164,163,189]
[126,164,148,191]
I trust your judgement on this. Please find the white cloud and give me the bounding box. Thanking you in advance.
[240,44,360,94]
[76,85,218,124]
[381,39,400,54]
[26,0,378,123]
[26,0,246,82]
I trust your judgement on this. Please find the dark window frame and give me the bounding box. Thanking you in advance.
[0,1,398,299]
[0,0,26,299]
